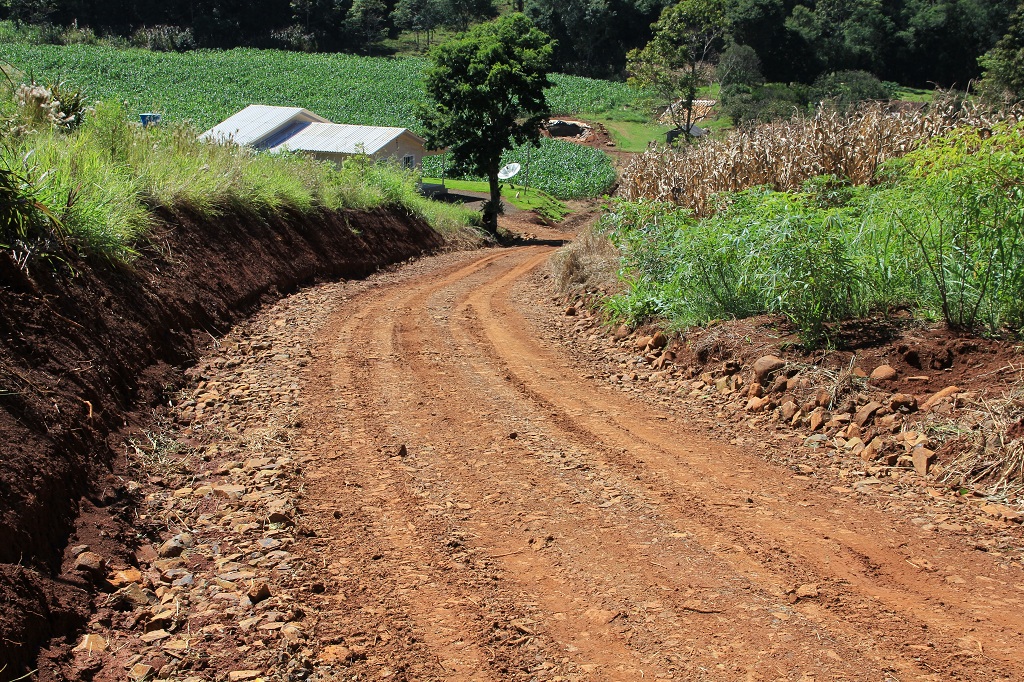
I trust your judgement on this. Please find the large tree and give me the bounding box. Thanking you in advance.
[419,13,554,234]
[978,0,1024,101]
[391,0,445,49]
[626,0,729,140]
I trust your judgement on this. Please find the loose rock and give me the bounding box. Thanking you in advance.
[752,355,786,385]
[869,365,897,381]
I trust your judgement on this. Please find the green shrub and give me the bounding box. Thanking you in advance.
[811,70,896,111]
[720,82,810,125]
[757,205,861,347]
[878,122,1024,333]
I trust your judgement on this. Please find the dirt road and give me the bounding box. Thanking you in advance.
[281,238,1024,681]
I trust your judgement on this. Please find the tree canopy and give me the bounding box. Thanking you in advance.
[419,13,553,234]
[0,0,1019,87]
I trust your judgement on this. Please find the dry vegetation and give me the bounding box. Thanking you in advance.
[621,97,1023,217]
[548,224,621,297]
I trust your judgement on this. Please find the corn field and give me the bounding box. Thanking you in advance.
[621,98,1023,218]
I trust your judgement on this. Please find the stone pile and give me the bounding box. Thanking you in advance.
[66,284,352,681]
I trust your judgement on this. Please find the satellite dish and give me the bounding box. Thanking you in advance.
[497,163,521,180]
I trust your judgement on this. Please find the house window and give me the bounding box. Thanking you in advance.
[402,154,415,169]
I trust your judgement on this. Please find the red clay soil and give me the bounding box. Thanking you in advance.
[0,206,445,678]
[659,312,1024,402]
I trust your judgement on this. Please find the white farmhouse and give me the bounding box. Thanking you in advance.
[200,104,436,169]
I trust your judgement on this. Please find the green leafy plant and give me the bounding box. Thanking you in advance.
[423,138,615,200]
[883,123,1024,332]
[0,156,63,248]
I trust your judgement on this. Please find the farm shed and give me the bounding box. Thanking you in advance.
[200,104,437,168]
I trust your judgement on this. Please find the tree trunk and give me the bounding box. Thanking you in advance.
[485,171,501,235]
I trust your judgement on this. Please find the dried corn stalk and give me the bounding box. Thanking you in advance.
[621,97,1023,218]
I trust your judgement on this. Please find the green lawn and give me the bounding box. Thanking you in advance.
[894,86,935,103]
[424,177,569,221]
[593,117,671,152]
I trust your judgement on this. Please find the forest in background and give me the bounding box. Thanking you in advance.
[0,0,1020,88]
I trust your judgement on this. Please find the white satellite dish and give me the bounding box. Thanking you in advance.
[497,162,521,180]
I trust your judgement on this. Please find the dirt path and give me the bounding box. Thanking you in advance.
[284,236,1024,681]
[78,216,1024,682]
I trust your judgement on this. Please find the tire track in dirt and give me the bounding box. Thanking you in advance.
[481,249,1024,679]
[301,252,575,681]
[293,243,1024,681]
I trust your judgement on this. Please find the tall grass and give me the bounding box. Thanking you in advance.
[1,101,480,261]
[620,97,1023,219]
[601,122,1024,347]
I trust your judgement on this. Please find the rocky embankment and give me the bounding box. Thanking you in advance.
[61,286,337,682]
[0,207,446,678]
[539,296,1024,561]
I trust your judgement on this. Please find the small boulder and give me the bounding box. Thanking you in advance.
[890,393,918,412]
[128,664,154,682]
[74,551,105,575]
[213,484,246,499]
[854,401,884,427]
[73,633,107,654]
[248,581,272,604]
[809,408,826,431]
[922,385,960,411]
[769,375,788,394]
[912,446,935,476]
[108,568,143,588]
[746,396,771,412]
[753,355,786,385]
[795,583,819,599]
[650,331,668,349]
[870,365,898,381]
[158,538,185,558]
[980,504,1023,523]
[228,672,262,682]
[780,401,799,422]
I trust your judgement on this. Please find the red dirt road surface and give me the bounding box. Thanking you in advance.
[286,241,1024,680]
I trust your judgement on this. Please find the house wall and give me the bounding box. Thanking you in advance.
[306,136,430,170]
[372,136,428,168]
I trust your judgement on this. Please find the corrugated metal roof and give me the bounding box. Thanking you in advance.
[200,105,329,146]
[268,123,423,155]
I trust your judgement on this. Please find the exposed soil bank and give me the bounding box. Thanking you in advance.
[0,206,445,677]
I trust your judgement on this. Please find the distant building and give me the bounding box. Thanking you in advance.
[200,105,438,169]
